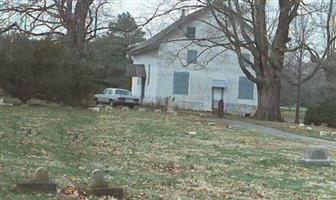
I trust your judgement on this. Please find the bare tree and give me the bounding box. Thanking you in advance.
[301,0,336,96]
[283,6,320,123]
[153,0,301,121]
[1,0,110,57]
[318,0,336,96]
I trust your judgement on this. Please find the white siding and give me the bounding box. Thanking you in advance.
[131,11,258,114]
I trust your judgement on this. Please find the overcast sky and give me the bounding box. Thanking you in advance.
[111,0,179,37]
[114,0,161,17]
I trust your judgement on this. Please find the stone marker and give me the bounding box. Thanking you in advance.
[89,107,100,112]
[138,108,146,112]
[105,106,113,112]
[166,96,176,113]
[218,99,224,118]
[122,106,129,112]
[207,122,216,126]
[16,167,57,193]
[89,169,125,199]
[90,169,108,188]
[320,131,330,137]
[301,146,331,166]
[186,131,197,135]
[154,109,162,113]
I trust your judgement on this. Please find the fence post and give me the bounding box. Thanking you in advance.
[218,99,224,118]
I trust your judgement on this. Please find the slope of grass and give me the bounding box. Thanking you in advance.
[0,106,336,199]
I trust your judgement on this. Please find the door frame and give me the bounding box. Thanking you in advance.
[211,87,224,112]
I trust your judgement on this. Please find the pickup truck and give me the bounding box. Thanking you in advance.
[94,88,140,108]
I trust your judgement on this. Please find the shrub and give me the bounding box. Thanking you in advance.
[3,97,22,105]
[304,98,336,128]
[0,37,96,107]
[26,98,48,107]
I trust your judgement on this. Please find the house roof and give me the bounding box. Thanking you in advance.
[129,8,208,55]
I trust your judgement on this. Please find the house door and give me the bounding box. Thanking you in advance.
[212,87,224,112]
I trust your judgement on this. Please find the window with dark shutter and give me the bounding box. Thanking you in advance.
[242,53,250,62]
[187,50,198,64]
[238,76,254,99]
[173,72,190,95]
[186,27,196,39]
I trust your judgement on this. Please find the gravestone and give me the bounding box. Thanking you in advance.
[218,99,224,118]
[138,108,146,112]
[105,106,113,112]
[16,167,57,193]
[89,169,125,199]
[122,106,129,112]
[301,146,331,166]
[90,169,108,188]
[166,96,176,113]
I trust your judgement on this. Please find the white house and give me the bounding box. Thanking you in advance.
[128,8,258,115]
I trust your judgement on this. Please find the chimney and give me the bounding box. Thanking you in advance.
[180,9,186,19]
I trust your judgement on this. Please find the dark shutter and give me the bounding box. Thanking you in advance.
[186,27,196,39]
[187,50,198,64]
[173,72,190,95]
[238,76,254,99]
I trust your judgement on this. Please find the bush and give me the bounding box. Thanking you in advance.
[3,97,22,105]
[26,98,48,107]
[304,98,336,128]
[0,37,96,107]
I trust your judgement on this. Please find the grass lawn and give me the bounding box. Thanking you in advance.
[1,106,336,199]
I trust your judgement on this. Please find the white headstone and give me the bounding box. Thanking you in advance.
[90,169,108,188]
[301,146,331,166]
[33,167,49,182]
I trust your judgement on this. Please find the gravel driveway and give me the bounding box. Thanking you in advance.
[209,118,336,147]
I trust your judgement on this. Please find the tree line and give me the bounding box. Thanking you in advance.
[0,1,144,106]
[0,0,335,123]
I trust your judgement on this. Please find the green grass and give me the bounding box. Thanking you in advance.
[0,106,336,199]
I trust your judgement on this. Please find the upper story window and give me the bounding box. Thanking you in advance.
[242,53,251,62]
[187,50,198,64]
[173,72,190,95]
[238,76,254,100]
[186,27,196,39]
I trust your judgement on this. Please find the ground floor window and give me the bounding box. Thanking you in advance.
[173,72,190,95]
[238,76,254,100]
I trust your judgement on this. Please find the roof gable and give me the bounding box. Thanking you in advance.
[129,8,208,55]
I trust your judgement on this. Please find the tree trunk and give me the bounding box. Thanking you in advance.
[294,84,301,124]
[325,57,336,97]
[255,79,283,121]
[63,0,94,58]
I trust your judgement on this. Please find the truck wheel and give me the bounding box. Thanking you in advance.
[109,99,115,106]
[95,98,99,105]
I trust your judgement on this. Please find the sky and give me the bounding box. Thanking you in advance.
[115,0,154,16]
[114,0,162,18]
[112,0,180,37]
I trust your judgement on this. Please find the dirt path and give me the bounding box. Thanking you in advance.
[209,117,336,147]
